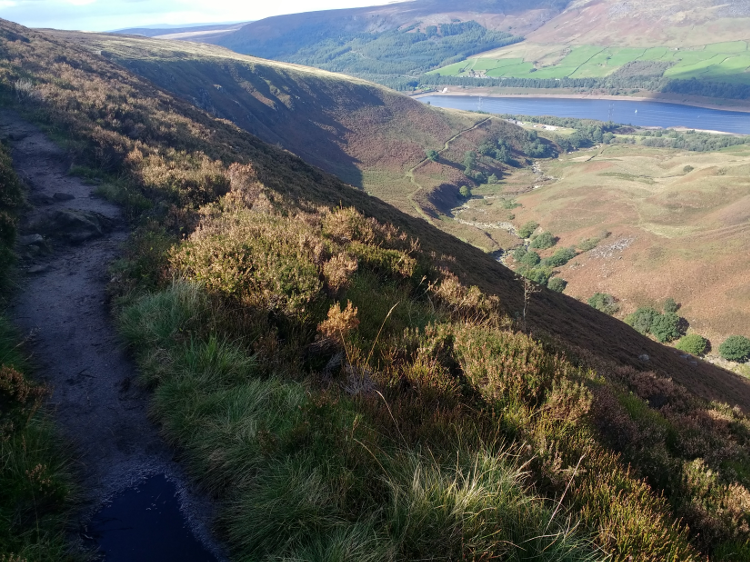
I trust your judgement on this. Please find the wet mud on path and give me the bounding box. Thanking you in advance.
[1,111,225,560]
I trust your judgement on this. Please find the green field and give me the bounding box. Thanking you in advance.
[430,41,750,84]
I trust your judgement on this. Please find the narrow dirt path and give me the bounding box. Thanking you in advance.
[0,111,225,559]
[406,117,493,220]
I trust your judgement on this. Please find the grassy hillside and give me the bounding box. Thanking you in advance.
[428,0,750,98]
[432,41,750,85]
[506,133,750,344]
[3,18,750,561]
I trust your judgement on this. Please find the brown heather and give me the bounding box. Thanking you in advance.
[3,18,750,560]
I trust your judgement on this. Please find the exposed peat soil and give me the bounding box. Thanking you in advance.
[0,111,224,561]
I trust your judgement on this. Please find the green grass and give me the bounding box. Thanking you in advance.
[0,318,81,562]
[119,282,604,561]
[431,41,750,85]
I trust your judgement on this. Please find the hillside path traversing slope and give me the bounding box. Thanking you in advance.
[0,111,225,559]
[406,116,493,219]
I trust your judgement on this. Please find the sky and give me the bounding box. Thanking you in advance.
[0,0,409,32]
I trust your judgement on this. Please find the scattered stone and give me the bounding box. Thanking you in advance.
[27,264,51,274]
[639,354,650,362]
[18,233,44,246]
[28,193,54,206]
[53,192,75,201]
[26,209,116,245]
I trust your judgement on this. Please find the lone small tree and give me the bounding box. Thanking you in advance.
[463,150,477,174]
[426,149,438,162]
[459,185,471,199]
[651,312,681,343]
[719,335,750,363]
[517,221,539,239]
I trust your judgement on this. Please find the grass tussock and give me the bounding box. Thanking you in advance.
[0,319,79,561]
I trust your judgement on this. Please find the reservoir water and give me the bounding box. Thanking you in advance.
[418,95,750,135]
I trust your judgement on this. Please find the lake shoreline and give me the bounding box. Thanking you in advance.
[412,90,750,115]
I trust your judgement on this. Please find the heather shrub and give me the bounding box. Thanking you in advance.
[675,334,708,356]
[719,335,750,363]
[171,210,325,321]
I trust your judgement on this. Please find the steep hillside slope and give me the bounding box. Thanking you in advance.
[429,0,750,95]
[526,0,750,48]
[3,18,750,560]
[210,0,569,56]
[54,31,529,233]
[0,16,746,417]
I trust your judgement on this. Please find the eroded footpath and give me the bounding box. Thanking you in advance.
[1,111,225,560]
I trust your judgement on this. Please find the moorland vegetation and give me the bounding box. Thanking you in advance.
[2,18,750,562]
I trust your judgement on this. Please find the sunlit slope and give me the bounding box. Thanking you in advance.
[430,0,750,86]
[509,142,750,342]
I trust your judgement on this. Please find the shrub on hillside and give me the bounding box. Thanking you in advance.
[625,307,659,334]
[650,312,681,343]
[459,185,471,199]
[516,221,538,239]
[529,231,556,250]
[588,293,619,315]
[577,237,601,252]
[542,247,576,268]
[719,335,750,363]
[663,297,679,314]
[547,277,567,293]
[519,250,540,267]
[675,334,708,356]
[519,266,552,286]
[512,246,527,261]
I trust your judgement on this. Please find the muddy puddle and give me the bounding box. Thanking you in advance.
[85,475,218,561]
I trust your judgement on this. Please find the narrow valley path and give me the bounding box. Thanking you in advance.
[1,111,225,560]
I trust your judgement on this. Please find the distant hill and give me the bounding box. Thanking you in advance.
[113,22,250,40]
[169,0,571,88]
[428,0,750,98]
